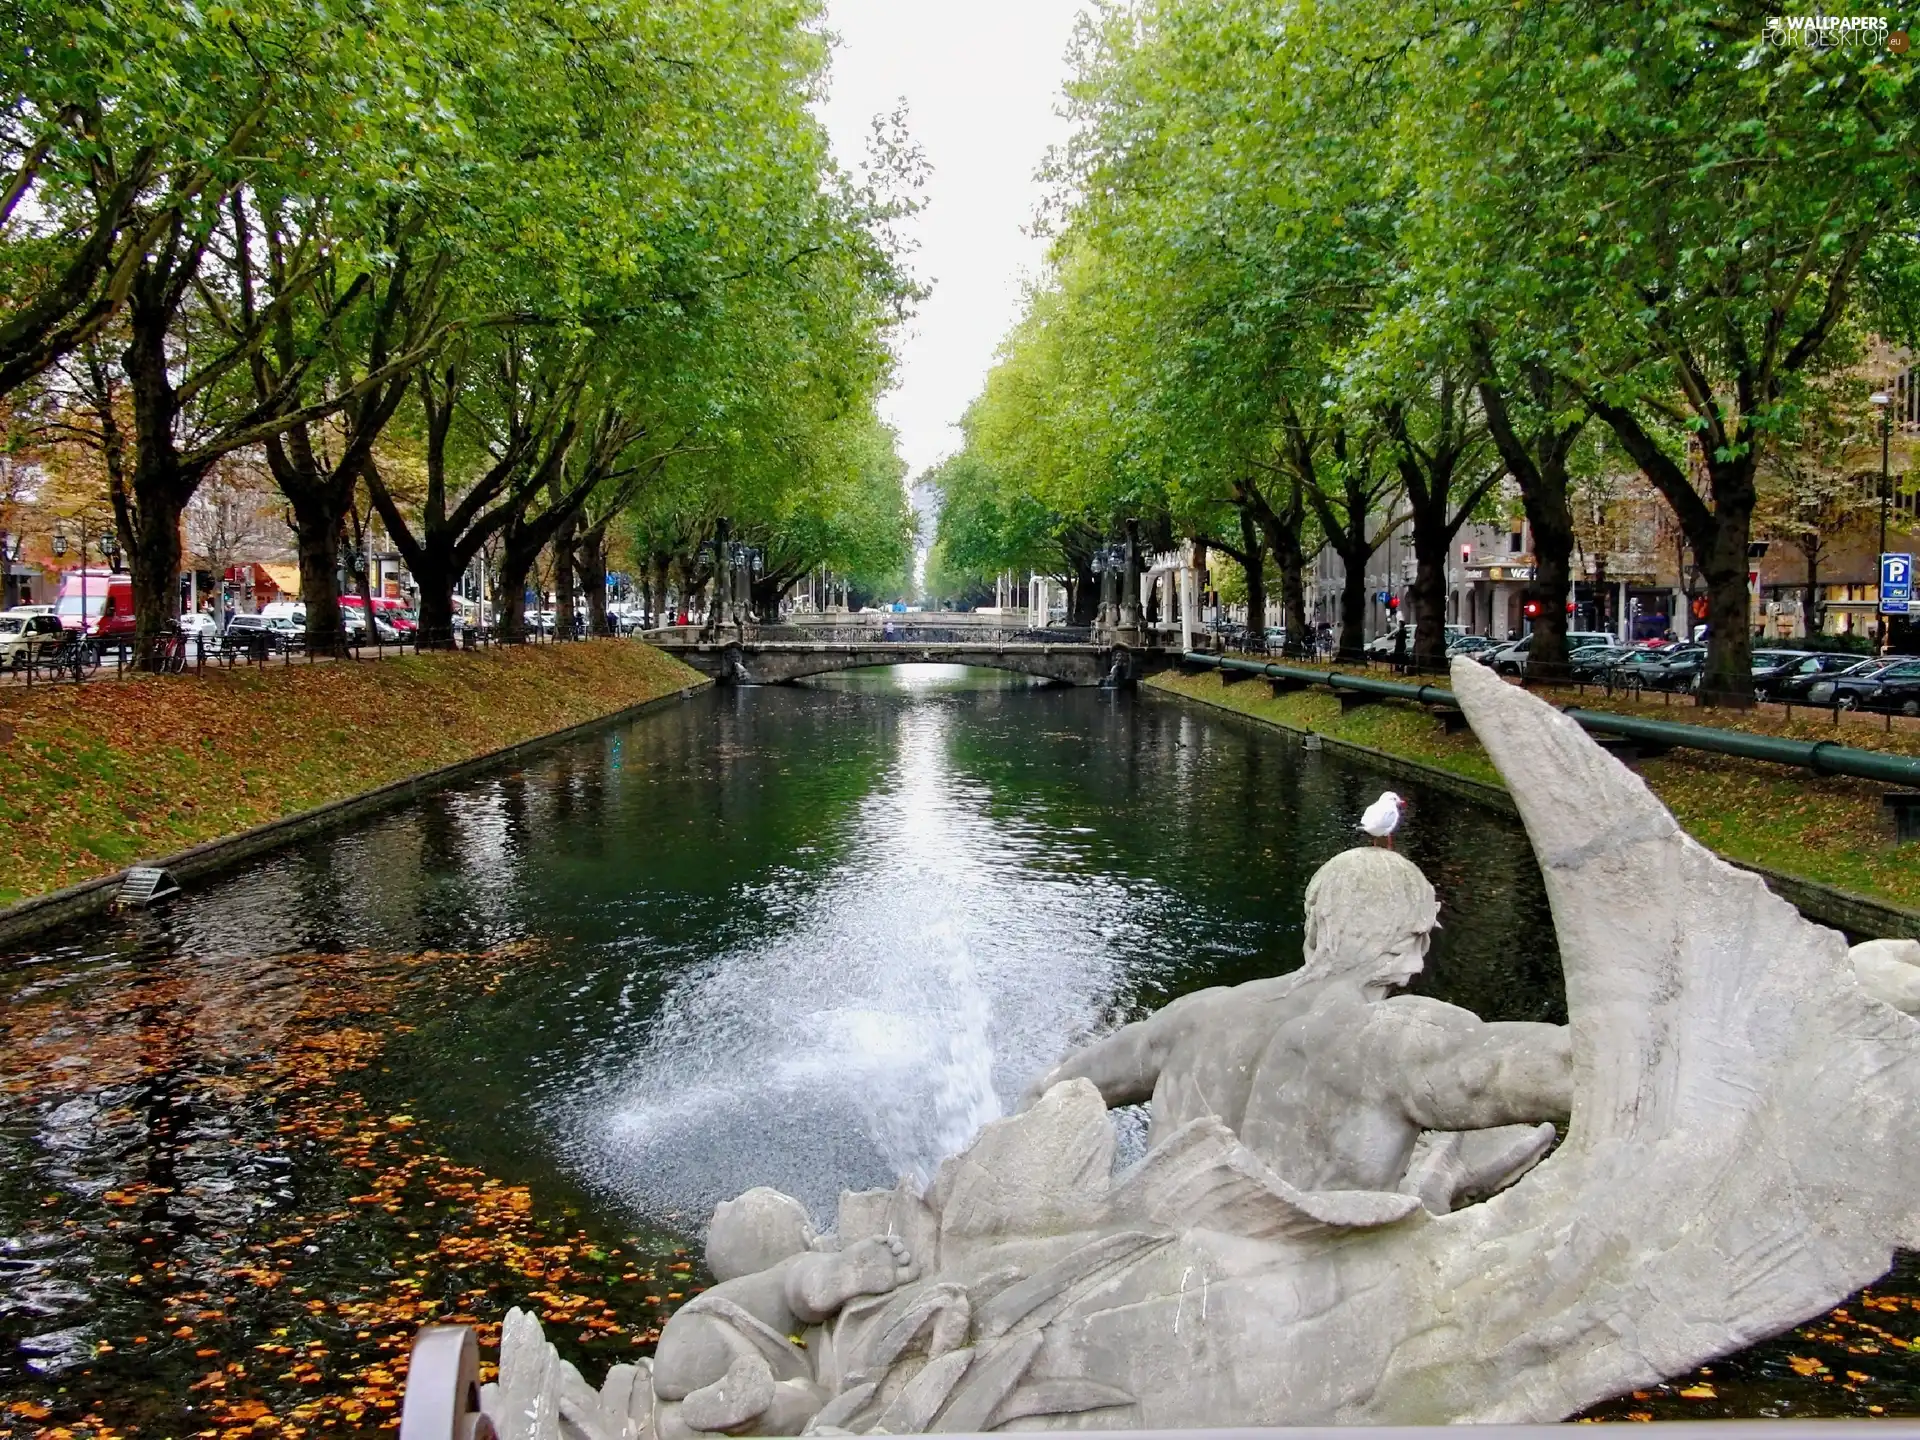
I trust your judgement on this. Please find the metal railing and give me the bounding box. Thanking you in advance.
[1180,652,1920,790]
[650,623,1099,647]
[2,623,642,687]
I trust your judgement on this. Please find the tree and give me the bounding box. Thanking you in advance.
[1374,370,1502,671]
[0,0,279,395]
[1390,0,1918,702]
[740,416,914,618]
[184,450,283,591]
[1756,381,1883,635]
[365,336,583,643]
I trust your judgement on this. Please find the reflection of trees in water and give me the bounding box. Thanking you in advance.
[935,691,1562,1025]
[0,953,308,1396]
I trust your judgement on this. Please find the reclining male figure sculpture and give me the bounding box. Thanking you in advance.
[1027,845,1573,1206]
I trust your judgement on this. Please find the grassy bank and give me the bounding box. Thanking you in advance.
[1149,667,1920,917]
[0,641,705,908]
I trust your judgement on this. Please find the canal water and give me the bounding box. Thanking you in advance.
[1,666,1913,1435]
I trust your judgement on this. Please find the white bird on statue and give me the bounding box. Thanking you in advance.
[1359,791,1407,849]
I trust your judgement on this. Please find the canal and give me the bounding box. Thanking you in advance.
[1,665,1914,1434]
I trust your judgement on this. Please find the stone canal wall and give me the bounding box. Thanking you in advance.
[0,640,709,935]
[1147,667,1920,940]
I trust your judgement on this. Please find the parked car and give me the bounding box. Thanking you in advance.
[1605,648,1682,687]
[340,594,416,636]
[1748,650,1814,696]
[339,605,401,643]
[177,612,222,651]
[0,609,67,668]
[1566,644,1628,682]
[1491,631,1617,676]
[222,613,290,652]
[1362,627,1403,659]
[1754,651,1863,702]
[260,601,306,630]
[1645,645,1709,691]
[1815,659,1920,715]
[1446,634,1497,657]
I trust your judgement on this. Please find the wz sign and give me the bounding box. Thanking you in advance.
[1882,552,1914,615]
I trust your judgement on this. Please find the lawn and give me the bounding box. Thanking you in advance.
[0,641,704,908]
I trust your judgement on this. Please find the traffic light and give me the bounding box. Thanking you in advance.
[1522,599,1542,619]
[1387,596,1400,612]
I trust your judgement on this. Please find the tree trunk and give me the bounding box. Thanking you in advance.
[1239,508,1267,647]
[1476,371,1581,685]
[1409,514,1450,674]
[1523,511,1575,684]
[1698,491,1757,706]
[291,497,346,656]
[1803,541,1820,638]
[651,552,672,625]
[496,530,542,643]
[121,301,197,665]
[127,482,186,660]
[1069,556,1098,625]
[1238,477,1308,656]
[414,561,457,647]
[580,527,609,634]
[551,516,578,640]
[497,565,530,641]
[1338,552,1368,662]
[1590,401,1758,705]
[1280,556,1308,654]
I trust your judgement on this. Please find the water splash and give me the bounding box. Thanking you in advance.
[561,679,1140,1228]
[865,917,1000,1188]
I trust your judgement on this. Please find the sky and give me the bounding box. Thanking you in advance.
[816,0,1088,488]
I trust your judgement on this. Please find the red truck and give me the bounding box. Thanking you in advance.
[55,569,136,643]
[339,593,417,635]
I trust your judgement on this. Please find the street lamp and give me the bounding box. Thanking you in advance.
[99,530,120,573]
[1873,389,1892,653]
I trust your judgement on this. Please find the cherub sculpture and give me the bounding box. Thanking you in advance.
[651,1189,917,1439]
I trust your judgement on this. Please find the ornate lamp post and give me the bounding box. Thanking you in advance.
[52,524,85,642]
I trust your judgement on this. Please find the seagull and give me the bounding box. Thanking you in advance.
[1359,791,1407,849]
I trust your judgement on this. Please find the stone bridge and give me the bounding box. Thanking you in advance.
[648,629,1161,687]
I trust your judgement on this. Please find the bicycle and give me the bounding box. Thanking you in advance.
[36,634,98,683]
[149,631,190,674]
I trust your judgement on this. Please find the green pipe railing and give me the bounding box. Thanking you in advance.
[1180,651,1920,790]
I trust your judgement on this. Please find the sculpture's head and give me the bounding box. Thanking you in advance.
[1301,847,1440,995]
[706,1186,816,1281]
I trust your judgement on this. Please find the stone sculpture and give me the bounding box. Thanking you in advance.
[471,658,1920,1438]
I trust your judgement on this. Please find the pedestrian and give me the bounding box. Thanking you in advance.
[1392,623,1408,673]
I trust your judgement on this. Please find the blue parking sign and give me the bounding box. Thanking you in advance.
[1882,553,1913,611]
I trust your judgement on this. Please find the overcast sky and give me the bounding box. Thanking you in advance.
[816,0,1087,486]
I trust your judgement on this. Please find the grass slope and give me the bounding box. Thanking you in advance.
[1150,668,1920,915]
[0,641,704,907]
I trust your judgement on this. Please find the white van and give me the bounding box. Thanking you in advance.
[259,600,307,632]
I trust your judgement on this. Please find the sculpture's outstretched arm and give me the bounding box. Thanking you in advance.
[1379,1003,1572,1132]
[1022,1012,1175,1111]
